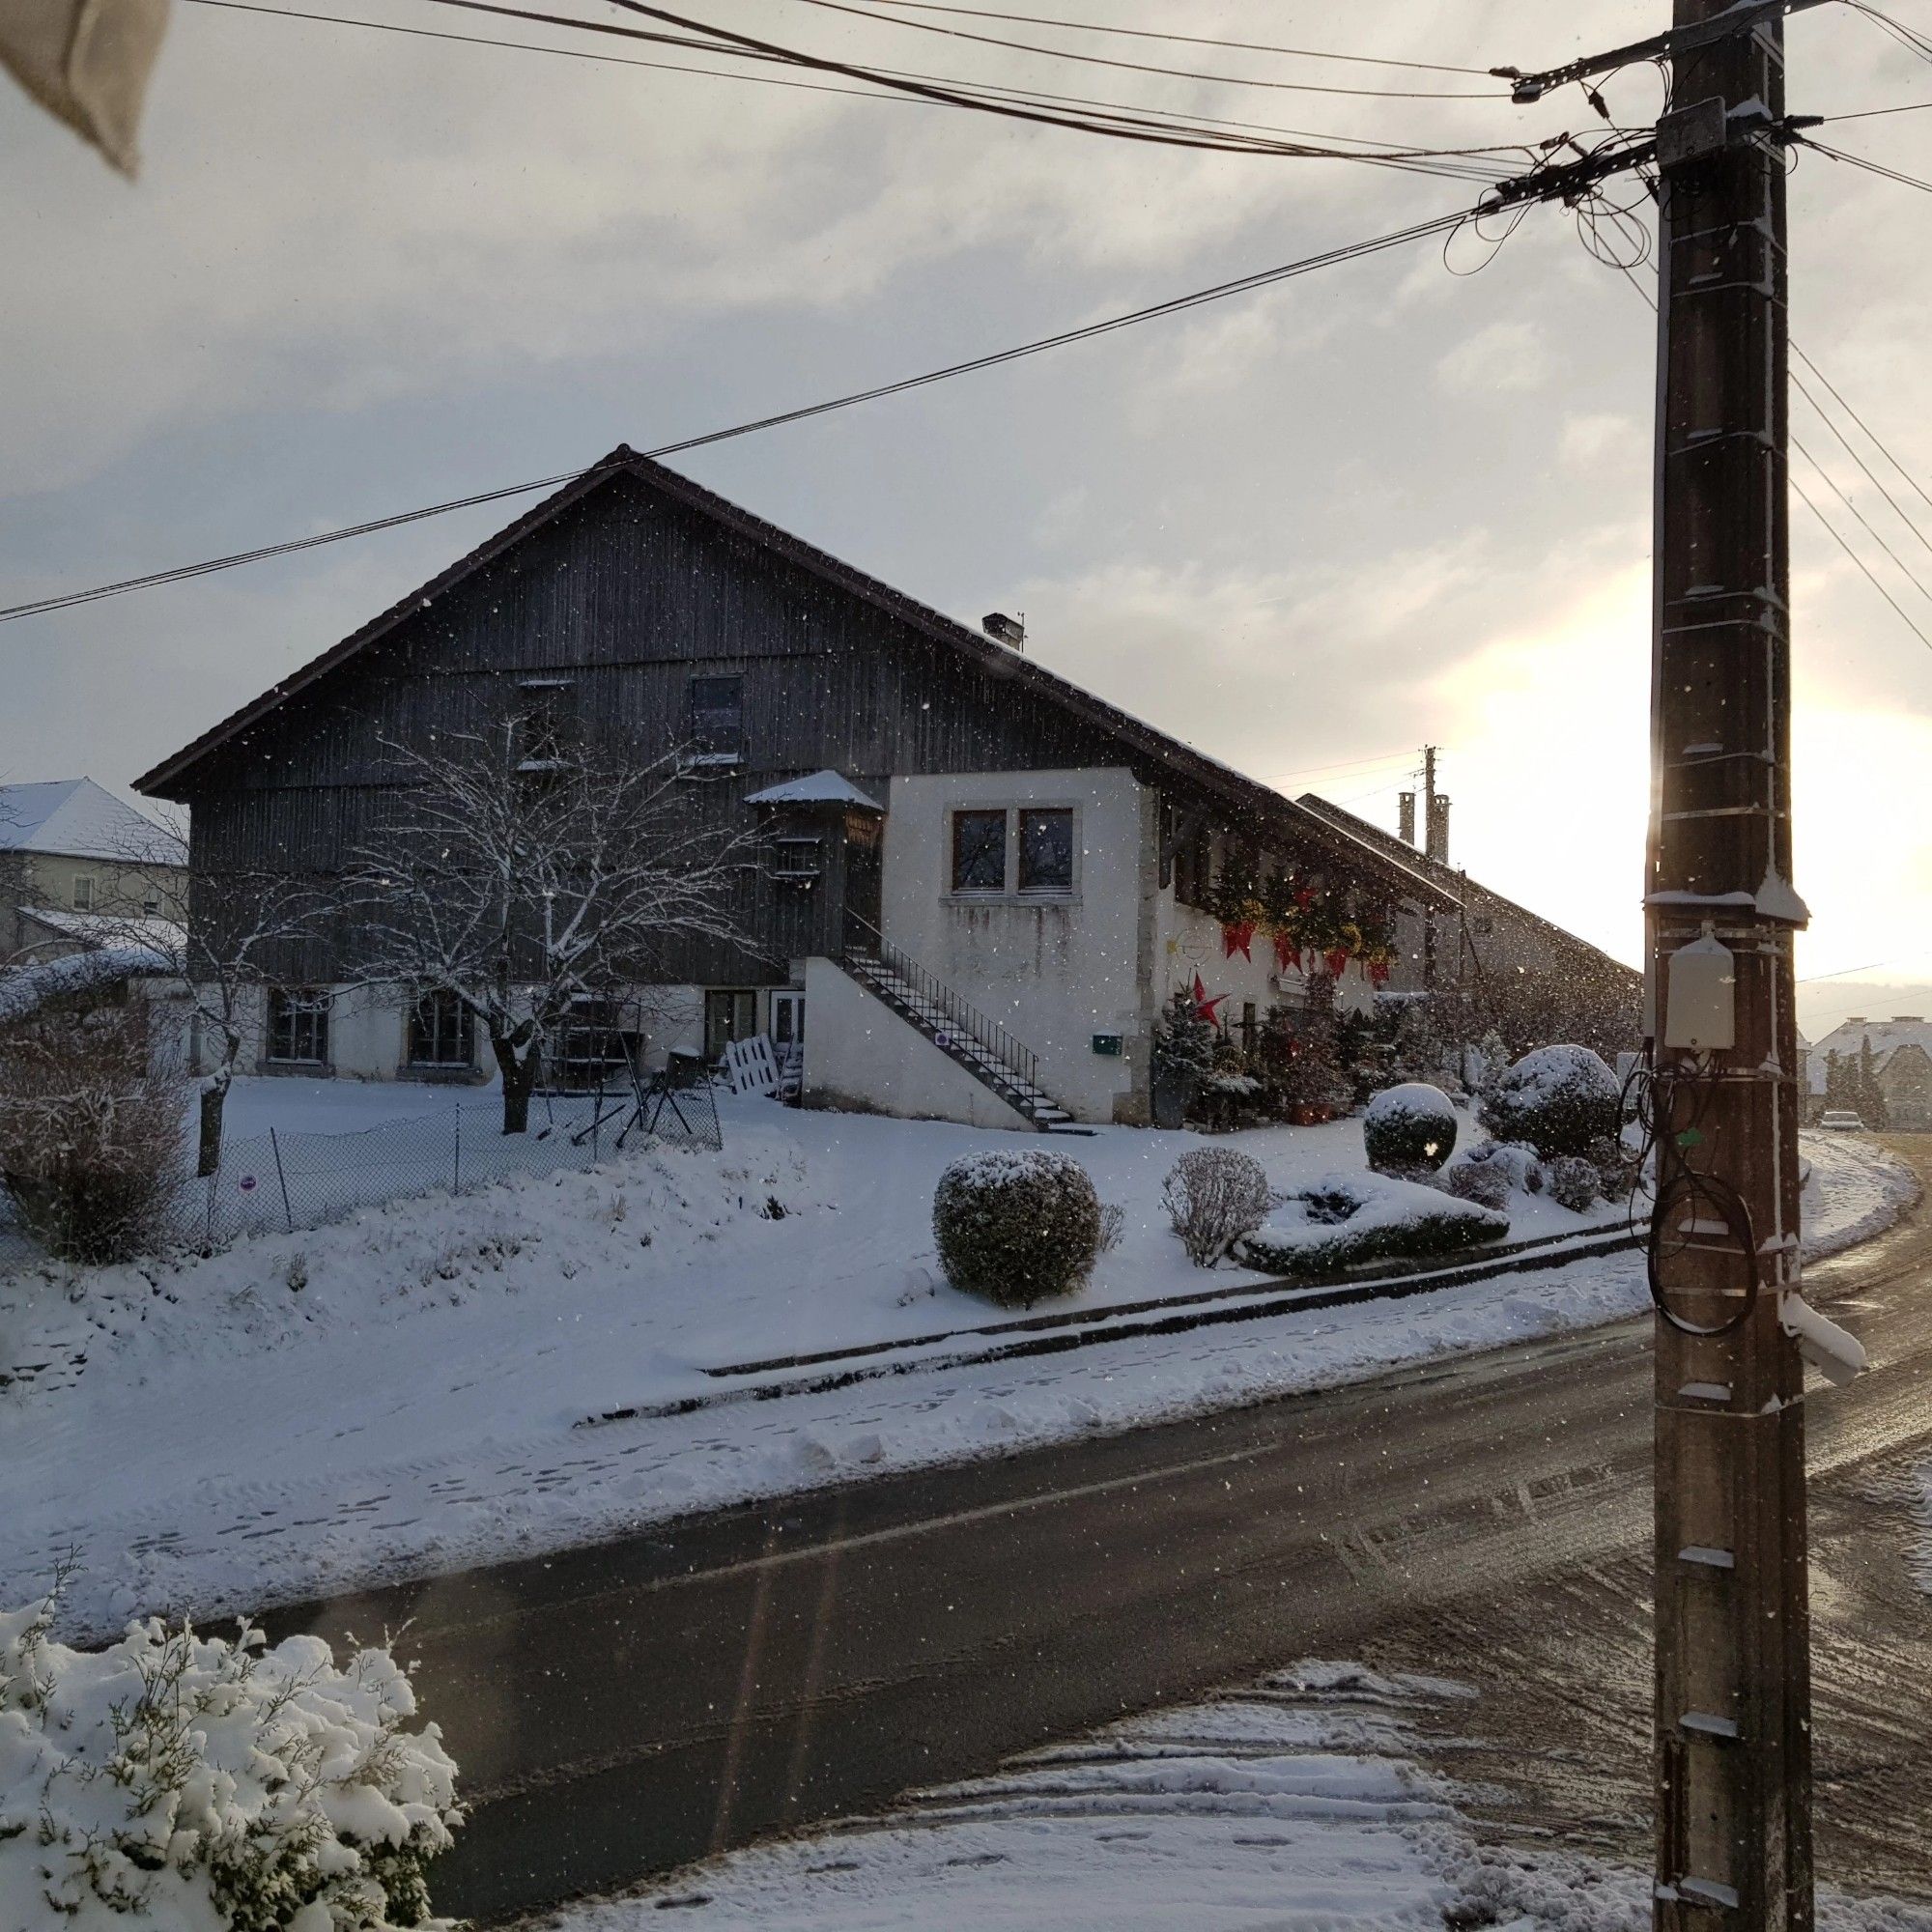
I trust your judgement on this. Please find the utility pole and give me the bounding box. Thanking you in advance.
[1648,4,1811,1926]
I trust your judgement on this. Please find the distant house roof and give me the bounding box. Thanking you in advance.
[0,944,175,1027]
[745,770,885,811]
[1805,1013,1932,1092]
[133,449,1458,912]
[16,906,186,953]
[0,779,184,866]
[1294,793,1637,980]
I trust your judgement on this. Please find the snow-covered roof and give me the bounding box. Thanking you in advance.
[1805,1013,1932,1091]
[17,906,186,952]
[0,779,185,866]
[745,770,885,811]
[0,944,175,1025]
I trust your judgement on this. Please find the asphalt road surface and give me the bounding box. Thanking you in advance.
[278,1137,1932,1924]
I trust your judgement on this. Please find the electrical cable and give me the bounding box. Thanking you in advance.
[1790,368,1932,563]
[1791,428,1932,606]
[0,205,1479,626]
[771,0,1503,99]
[1800,133,1932,195]
[811,0,1499,79]
[1793,340,1932,520]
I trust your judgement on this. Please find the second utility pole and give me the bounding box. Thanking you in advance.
[1648,1,1811,1927]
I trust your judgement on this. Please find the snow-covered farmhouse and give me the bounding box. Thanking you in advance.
[1806,1014,1932,1127]
[138,449,1491,1129]
[0,778,186,965]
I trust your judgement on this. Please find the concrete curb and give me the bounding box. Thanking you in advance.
[582,1224,1640,1430]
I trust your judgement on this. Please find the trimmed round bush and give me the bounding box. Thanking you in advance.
[1363,1082,1459,1176]
[933,1149,1102,1306]
[1587,1132,1636,1202]
[1162,1146,1271,1267]
[1547,1154,1601,1213]
[1438,1159,1511,1211]
[1479,1044,1621,1158]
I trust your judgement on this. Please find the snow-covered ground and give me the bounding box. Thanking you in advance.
[521,1662,1930,1932]
[0,1084,1912,1638]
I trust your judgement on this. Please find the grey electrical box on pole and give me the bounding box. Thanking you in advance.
[1647,4,1813,1927]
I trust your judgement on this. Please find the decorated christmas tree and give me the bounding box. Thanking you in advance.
[1278,974,1350,1116]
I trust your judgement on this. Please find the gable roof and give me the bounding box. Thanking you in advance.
[1294,792,1635,978]
[746,770,886,811]
[134,448,1456,909]
[1806,1013,1932,1091]
[0,779,184,866]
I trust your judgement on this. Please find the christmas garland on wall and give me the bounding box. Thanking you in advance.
[1203,862,1393,986]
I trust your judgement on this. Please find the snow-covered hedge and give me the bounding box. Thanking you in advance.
[1478,1045,1621,1158]
[1362,1083,1458,1177]
[1161,1147,1270,1267]
[1236,1171,1509,1277]
[0,1588,462,1931]
[932,1149,1101,1306]
[1546,1154,1601,1213]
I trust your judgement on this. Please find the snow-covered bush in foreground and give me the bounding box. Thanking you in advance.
[932,1150,1100,1306]
[1161,1147,1270,1267]
[1236,1171,1509,1277]
[1362,1082,1458,1178]
[1478,1044,1621,1158]
[1546,1154,1602,1213]
[0,1586,461,1931]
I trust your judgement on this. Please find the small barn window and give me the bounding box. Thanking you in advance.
[408,989,472,1067]
[688,675,745,763]
[952,810,1008,893]
[71,875,94,911]
[268,988,330,1065]
[516,677,575,772]
[1018,809,1074,895]
[771,835,824,882]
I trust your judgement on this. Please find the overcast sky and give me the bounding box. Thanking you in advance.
[4,0,1931,1035]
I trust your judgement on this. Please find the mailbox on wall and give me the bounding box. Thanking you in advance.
[1092,1033,1123,1057]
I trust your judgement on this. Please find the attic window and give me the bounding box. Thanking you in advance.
[516,679,575,772]
[687,675,745,765]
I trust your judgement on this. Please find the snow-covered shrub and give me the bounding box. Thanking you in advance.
[1587,1132,1636,1202]
[1547,1154,1601,1213]
[0,1001,186,1264]
[1478,1044,1622,1159]
[932,1149,1101,1306]
[1362,1083,1459,1177]
[1161,1147,1270,1267]
[1236,1171,1508,1277]
[1437,1159,1512,1212]
[0,1585,462,1932]
[1096,1203,1125,1254]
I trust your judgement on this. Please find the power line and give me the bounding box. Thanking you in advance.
[1791,427,1932,606]
[1802,133,1932,195]
[181,0,1520,167]
[1792,339,1932,520]
[818,0,1498,79]
[772,0,1501,99]
[1263,747,1419,784]
[0,205,1476,626]
[1790,469,1932,650]
[1790,368,1932,563]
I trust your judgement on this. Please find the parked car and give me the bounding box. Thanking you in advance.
[1818,1110,1866,1131]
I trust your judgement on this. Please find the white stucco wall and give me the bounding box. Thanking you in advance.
[798,954,1033,1131]
[881,769,1157,1125]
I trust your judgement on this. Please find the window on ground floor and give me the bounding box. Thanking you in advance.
[704,988,759,1062]
[268,987,330,1065]
[408,989,473,1067]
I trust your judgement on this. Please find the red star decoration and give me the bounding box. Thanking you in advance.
[1191,972,1228,1027]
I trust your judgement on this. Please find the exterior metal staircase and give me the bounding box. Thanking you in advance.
[840,918,1089,1134]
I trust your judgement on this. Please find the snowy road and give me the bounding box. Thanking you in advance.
[275,1136,1932,1925]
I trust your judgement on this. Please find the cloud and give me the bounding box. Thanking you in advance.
[1435,319,1553,397]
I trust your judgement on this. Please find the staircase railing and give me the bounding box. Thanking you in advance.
[841,914,1041,1100]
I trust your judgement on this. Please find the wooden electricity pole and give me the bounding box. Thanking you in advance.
[1648,2,1811,1926]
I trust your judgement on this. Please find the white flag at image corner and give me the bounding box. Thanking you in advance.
[1,0,171,177]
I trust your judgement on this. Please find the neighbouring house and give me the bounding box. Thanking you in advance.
[135,449,1490,1129]
[1295,795,1643,1059]
[0,779,186,965]
[1806,1014,1932,1128]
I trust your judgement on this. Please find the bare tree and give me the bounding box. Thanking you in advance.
[346,724,749,1135]
[91,812,340,1176]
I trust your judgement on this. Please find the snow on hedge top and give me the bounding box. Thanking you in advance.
[1493,1044,1619,1107]
[938,1148,1091,1190]
[1249,1170,1504,1251]
[0,943,173,1025]
[1365,1082,1458,1128]
[0,1593,461,1932]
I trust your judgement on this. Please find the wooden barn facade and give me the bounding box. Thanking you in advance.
[137,449,1459,1128]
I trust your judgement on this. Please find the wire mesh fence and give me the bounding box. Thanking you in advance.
[0,1076,723,1266]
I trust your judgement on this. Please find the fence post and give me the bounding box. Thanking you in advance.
[453,1103,462,1195]
[269,1127,295,1234]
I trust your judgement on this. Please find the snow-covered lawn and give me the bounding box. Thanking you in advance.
[521,1662,1928,1932]
[0,1083,1913,1638]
